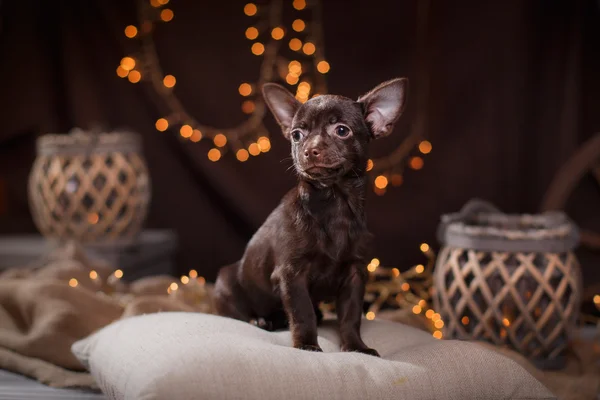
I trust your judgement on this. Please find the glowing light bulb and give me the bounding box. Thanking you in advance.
[391,268,400,277]
[245,27,259,40]
[238,83,252,96]
[302,42,316,55]
[128,70,141,83]
[461,316,470,325]
[236,149,250,162]
[87,213,99,224]
[116,66,129,78]
[170,282,179,291]
[502,318,511,327]
[160,9,174,22]
[155,118,169,132]
[163,74,176,88]
[241,100,255,114]
[208,148,221,162]
[114,269,124,279]
[433,330,443,339]
[365,311,375,320]
[420,243,430,252]
[180,125,193,138]
[289,38,302,51]
[374,175,388,189]
[181,276,190,284]
[189,270,198,278]
[191,129,202,142]
[286,74,299,85]
[419,140,432,154]
[425,309,434,319]
[89,270,98,280]
[292,19,305,32]
[293,0,306,10]
[401,283,410,291]
[434,319,444,329]
[271,27,284,40]
[367,264,377,272]
[366,159,374,171]
[120,57,135,71]
[412,305,422,314]
[251,42,265,55]
[213,133,227,147]
[288,60,302,75]
[257,136,270,152]
[248,143,260,156]
[244,3,257,16]
[415,264,425,274]
[69,278,78,287]
[124,25,138,38]
[409,156,424,170]
[317,61,330,74]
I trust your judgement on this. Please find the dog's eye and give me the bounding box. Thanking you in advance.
[335,125,351,138]
[291,130,302,142]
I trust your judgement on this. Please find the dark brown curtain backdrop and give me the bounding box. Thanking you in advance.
[0,0,598,282]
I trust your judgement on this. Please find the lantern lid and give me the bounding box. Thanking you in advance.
[36,128,142,155]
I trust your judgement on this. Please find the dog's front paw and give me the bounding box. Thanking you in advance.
[341,345,380,357]
[296,344,323,352]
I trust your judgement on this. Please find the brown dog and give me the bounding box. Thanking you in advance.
[214,78,408,356]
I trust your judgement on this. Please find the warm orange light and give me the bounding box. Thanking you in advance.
[374,175,388,189]
[502,318,511,327]
[160,9,174,22]
[367,264,377,272]
[155,118,169,131]
[419,300,426,307]
[208,148,221,162]
[401,283,410,291]
[409,156,424,170]
[88,213,99,224]
[150,0,161,7]
[425,309,434,319]
[251,42,265,55]
[286,74,299,85]
[419,140,432,154]
[420,243,430,252]
[241,100,255,114]
[236,149,250,162]
[292,19,305,32]
[128,70,141,83]
[158,0,169,4]
[163,74,176,88]
[124,25,138,38]
[197,276,206,286]
[189,270,198,279]
[181,276,190,284]
[433,330,443,339]
[271,27,284,40]
[412,305,422,314]
[116,66,129,78]
[180,125,193,138]
[69,278,78,287]
[114,269,124,279]
[288,60,302,75]
[248,143,260,156]
[298,81,310,92]
[213,133,227,147]
[238,83,252,96]
[191,129,202,142]
[594,295,600,305]
[244,3,258,16]
[292,0,306,10]
[366,159,374,171]
[432,313,441,322]
[289,38,302,51]
[89,270,98,280]
[302,42,316,55]
[434,319,444,329]
[391,268,400,277]
[170,282,179,291]
[120,57,135,71]
[415,264,425,274]
[245,27,259,40]
[366,311,375,320]
[257,136,271,152]
[391,174,403,186]
[317,61,330,74]
[370,258,380,267]
[461,316,470,325]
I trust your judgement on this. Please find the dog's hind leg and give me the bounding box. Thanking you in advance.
[213,262,254,322]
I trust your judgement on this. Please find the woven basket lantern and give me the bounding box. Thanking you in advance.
[432,199,582,370]
[28,129,151,245]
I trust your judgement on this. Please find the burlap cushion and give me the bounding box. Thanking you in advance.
[71,313,555,400]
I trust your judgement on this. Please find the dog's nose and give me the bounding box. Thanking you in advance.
[304,148,321,159]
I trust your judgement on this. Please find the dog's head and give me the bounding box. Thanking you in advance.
[262,78,408,185]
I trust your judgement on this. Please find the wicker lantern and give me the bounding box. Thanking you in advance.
[433,199,582,370]
[28,129,151,245]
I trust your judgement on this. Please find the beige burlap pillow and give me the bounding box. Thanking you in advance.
[72,313,555,400]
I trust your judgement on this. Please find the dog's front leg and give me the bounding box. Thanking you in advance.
[336,265,380,357]
[277,271,322,352]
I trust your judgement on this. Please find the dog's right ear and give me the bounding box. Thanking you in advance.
[262,83,301,140]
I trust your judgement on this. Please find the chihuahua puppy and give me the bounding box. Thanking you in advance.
[214,78,408,356]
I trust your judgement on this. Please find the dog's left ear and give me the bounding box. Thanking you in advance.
[262,83,301,140]
[358,78,408,139]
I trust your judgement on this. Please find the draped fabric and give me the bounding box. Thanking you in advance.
[0,0,598,281]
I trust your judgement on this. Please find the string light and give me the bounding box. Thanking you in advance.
[208,148,221,162]
[238,83,252,96]
[248,143,261,156]
[241,100,255,114]
[124,25,138,38]
[366,311,375,320]
[251,42,265,55]
[116,66,129,78]
[257,136,271,152]
[244,3,258,16]
[433,330,443,339]
[114,269,124,279]
[420,243,430,252]
[415,264,425,274]
[434,319,444,329]
[289,38,302,51]
[292,19,305,31]
[181,276,190,284]
[189,269,198,279]
[170,282,179,291]
[418,140,432,154]
[409,156,424,170]
[594,295,600,305]
[317,61,330,74]
[302,42,316,55]
[425,309,434,319]
[286,74,299,85]
[120,57,135,71]
[155,118,169,132]
[69,278,78,288]
[213,133,227,147]
[236,149,250,162]
[163,75,176,88]
[180,125,193,138]
[89,270,98,280]
[293,0,306,10]
[245,27,259,40]
[191,129,202,142]
[412,305,422,314]
[271,27,285,40]
[462,316,470,325]
[502,318,511,327]
[374,175,388,189]
[128,70,141,83]
[160,9,174,22]
[366,159,374,171]
[88,213,99,224]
